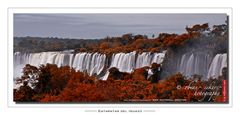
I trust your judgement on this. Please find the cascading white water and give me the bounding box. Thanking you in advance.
[72,52,106,76]
[14,52,30,79]
[135,52,166,69]
[207,53,227,78]
[177,52,213,77]
[110,51,137,73]
[110,51,166,73]
[14,50,227,80]
[13,51,75,78]
[102,51,166,80]
[14,51,166,80]
[177,52,227,79]
[27,52,74,67]
[135,52,152,68]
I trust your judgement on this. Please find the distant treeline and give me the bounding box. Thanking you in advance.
[14,22,228,54]
[14,37,102,53]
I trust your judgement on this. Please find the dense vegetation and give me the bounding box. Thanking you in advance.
[14,64,227,103]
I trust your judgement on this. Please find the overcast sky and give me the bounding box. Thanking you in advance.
[14,13,227,39]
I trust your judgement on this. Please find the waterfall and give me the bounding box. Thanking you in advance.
[27,52,74,67]
[110,51,166,73]
[110,51,137,73]
[135,52,152,68]
[14,50,228,81]
[14,51,74,78]
[102,51,165,80]
[72,52,106,76]
[207,53,227,78]
[177,52,227,79]
[14,52,30,79]
[14,51,166,80]
[177,52,213,78]
[14,50,227,80]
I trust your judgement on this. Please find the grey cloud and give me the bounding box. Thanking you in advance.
[14,13,227,39]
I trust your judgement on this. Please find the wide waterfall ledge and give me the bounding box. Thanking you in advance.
[13,51,166,80]
[13,51,227,82]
